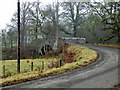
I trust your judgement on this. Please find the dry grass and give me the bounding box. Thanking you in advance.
[86,43,120,49]
[1,45,98,86]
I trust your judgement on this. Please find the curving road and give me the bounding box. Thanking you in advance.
[3,44,119,88]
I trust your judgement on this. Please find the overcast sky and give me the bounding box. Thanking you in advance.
[0,0,118,30]
[0,0,56,30]
[0,0,16,30]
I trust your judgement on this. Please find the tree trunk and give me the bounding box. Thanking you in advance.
[21,18,25,58]
[53,2,59,51]
[11,39,13,51]
[73,25,77,37]
[35,27,38,54]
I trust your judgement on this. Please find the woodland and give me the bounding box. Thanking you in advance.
[2,2,120,60]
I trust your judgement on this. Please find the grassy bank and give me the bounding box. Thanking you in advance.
[86,43,120,49]
[1,44,98,86]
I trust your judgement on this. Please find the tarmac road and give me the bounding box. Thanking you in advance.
[3,44,119,88]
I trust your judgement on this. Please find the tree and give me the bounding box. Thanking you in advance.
[53,1,60,50]
[29,1,45,53]
[90,2,120,43]
[20,2,31,48]
[61,2,85,37]
[43,2,61,50]
[2,29,7,48]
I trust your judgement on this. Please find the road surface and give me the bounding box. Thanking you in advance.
[3,44,119,88]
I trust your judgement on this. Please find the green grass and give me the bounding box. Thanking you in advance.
[1,58,59,77]
[1,45,98,86]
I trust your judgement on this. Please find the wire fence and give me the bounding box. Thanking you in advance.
[2,59,64,78]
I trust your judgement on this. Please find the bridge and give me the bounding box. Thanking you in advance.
[58,37,87,44]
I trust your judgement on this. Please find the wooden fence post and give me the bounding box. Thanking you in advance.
[59,59,63,67]
[3,65,5,77]
[42,61,44,69]
[31,62,33,71]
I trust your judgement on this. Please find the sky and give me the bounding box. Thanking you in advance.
[0,0,55,30]
[0,0,17,30]
[0,0,118,31]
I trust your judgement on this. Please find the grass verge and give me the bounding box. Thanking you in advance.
[1,44,98,86]
[85,43,120,49]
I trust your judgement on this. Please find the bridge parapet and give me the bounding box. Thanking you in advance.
[58,37,86,44]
